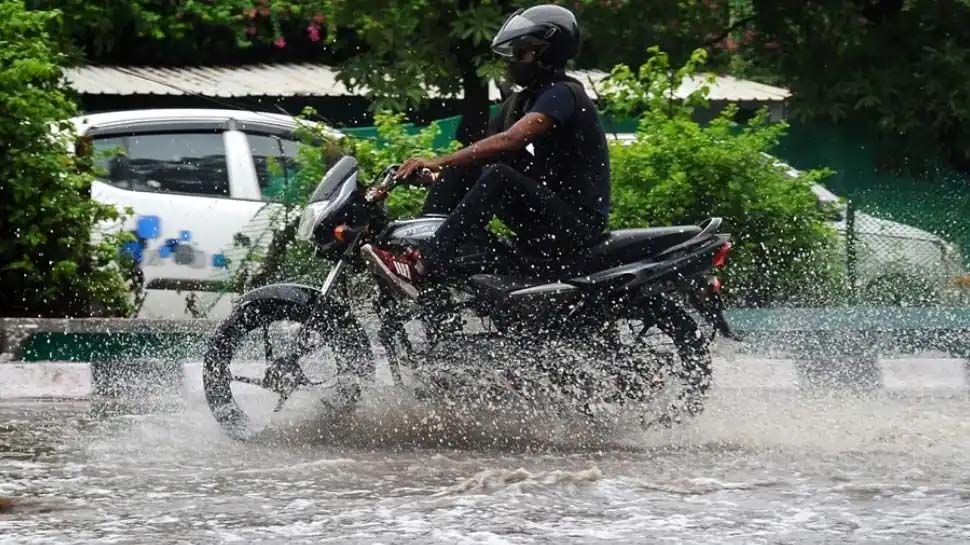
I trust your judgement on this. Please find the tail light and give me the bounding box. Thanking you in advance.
[713,241,733,268]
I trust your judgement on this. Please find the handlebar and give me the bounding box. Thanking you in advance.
[364,165,436,203]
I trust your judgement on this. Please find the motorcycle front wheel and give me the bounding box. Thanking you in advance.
[203,299,373,440]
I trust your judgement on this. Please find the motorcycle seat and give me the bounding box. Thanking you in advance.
[508,226,703,279]
[469,227,705,300]
[586,226,701,268]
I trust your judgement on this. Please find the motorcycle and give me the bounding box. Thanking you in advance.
[203,156,735,439]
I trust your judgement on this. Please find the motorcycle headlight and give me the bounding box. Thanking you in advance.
[296,200,330,241]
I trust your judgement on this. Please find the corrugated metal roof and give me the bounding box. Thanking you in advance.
[678,74,791,102]
[65,64,353,98]
[64,63,790,102]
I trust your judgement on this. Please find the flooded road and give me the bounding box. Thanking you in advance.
[2,360,970,544]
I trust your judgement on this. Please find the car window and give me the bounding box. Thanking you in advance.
[248,134,301,201]
[92,132,230,197]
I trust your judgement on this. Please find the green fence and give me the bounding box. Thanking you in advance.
[843,201,967,306]
[771,121,970,306]
[776,121,970,270]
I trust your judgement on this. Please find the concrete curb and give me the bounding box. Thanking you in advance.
[4,311,970,362]
[0,317,218,362]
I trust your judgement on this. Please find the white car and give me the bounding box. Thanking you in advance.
[73,108,325,319]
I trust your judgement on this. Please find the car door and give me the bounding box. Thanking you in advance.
[190,130,305,308]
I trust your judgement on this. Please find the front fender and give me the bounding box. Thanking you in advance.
[236,283,323,307]
[234,282,360,328]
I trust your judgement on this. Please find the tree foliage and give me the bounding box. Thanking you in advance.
[27,0,343,65]
[30,0,970,171]
[37,1,742,142]
[0,1,134,317]
[576,0,735,69]
[733,0,970,172]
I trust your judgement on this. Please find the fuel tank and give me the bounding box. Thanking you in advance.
[379,215,510,275]
[381,216,445,247]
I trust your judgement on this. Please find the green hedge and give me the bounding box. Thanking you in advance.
[0,1,133,317]
[599,48,841,305]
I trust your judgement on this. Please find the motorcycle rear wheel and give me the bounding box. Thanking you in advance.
[611,298,713,425]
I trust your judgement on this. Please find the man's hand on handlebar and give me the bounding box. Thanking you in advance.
[365,160,439,203]
[395,157,441,184]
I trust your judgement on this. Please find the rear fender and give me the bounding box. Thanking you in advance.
[656,230,729,260]
[688,286,740,340]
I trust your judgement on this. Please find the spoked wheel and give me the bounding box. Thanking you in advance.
[203,300,374,439]
[609,297,713,427]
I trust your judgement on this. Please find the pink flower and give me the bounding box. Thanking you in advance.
[245,25,257,36]
[307,24,321,42]
[312,13,326,24]
[274,36,287,48]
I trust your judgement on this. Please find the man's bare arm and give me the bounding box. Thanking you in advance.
[395,112,556,180]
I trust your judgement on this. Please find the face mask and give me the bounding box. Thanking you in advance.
[507,61,538,87]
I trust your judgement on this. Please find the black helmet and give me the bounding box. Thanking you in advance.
[491,5,579,68]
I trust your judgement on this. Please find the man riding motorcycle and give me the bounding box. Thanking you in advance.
[363,4,611,298]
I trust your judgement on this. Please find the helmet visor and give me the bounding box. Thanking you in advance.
[491,12,547,57]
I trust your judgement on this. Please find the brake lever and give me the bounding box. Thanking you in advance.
[365,186,388,203]
[365,166,400,203]
[365,165,437,202]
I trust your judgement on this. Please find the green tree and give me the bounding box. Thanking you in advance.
[577,0,736,69]
[294,0,511,143]
[27,0,356,66]
[0,1,133,317]
[731,0,970,172]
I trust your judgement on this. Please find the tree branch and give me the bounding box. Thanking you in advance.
[703,15,756,47]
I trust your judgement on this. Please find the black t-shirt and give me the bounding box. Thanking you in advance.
[523,79,611,219]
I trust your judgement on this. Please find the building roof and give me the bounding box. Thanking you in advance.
[65,63,791,103]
